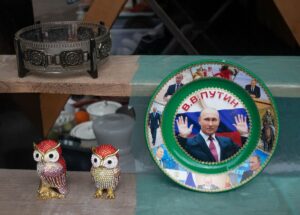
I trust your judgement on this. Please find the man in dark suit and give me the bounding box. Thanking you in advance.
[148,107,161,145]
[164,73,184,102]
[241,155,261,182]
[245,79,261,98]
[176,108,249,162]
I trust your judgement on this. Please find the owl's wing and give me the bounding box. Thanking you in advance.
[42,163,67,190]
[114,167,121,178]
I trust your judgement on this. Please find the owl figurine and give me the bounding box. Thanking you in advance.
[90,144,120,199]
[33,140,67,199]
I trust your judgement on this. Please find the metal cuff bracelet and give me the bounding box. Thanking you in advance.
[14,21,112,78]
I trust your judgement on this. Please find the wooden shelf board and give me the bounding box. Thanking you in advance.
[0,169,136,215]
[0,55,139,97]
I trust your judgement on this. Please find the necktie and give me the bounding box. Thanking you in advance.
[176,84,179,91]
[208,136,218,162]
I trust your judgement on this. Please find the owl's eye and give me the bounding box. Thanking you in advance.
[103,156,118,169]
[33,150,42,162]
[44,150,59,163]
[91,154,101,168]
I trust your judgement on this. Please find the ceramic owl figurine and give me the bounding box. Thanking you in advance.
[33,140,67,199]
[90,144,120,199]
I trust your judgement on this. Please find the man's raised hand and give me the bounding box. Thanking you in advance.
[233,114,249,137]
[176,116,193,138]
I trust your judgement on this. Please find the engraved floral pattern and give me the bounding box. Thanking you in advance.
[60,50,84,67]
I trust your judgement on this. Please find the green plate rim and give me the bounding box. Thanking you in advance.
[144,59,280,192]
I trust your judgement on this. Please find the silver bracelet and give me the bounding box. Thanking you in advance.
[15,21,112,78]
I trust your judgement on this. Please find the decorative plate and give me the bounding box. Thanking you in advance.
[145,60,279,192]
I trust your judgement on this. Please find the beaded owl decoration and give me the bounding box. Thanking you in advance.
[90,144,120,199]
[33,140,67,199]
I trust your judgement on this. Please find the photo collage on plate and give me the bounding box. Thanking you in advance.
[146,61,278,192]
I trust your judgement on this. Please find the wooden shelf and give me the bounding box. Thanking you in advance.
[0,55,138,97]
[1,55,300,97]
[0,169,136,215]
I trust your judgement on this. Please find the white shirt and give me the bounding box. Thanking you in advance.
[200,130,221,161]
